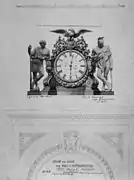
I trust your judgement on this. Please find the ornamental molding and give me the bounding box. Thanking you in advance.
[6,109,133,120]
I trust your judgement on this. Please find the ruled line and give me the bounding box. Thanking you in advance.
[16,4,126,9]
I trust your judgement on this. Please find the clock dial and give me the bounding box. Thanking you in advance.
[54,50,87,83]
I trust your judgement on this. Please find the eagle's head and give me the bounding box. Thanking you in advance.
[68,29,75,36]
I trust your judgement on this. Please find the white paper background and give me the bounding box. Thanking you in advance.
[0,0,134,179]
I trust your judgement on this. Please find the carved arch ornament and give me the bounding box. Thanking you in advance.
[27,131,115,180]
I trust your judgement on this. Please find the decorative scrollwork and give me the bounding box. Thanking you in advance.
[51,36,67,58]
[75,36,89,52]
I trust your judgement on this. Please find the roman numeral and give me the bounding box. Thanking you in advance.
[79,58,84,62]
[57,70,62,74]
[63,74,66,79]
[80,65,85,67]
[58,59,63,61]
[69,51,72,56]
[74,54,78,59]
[57,65,61,67]
[79,70,84,74]
[63,54,67,58]
[75,75,78,79]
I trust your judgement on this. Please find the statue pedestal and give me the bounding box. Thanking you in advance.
[100,91,114,95]
[27,90,41,96]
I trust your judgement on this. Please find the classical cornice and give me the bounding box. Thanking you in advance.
[5,108,134,126]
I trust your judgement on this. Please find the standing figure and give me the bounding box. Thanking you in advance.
[28,40,50,90]
[92,37,113,91]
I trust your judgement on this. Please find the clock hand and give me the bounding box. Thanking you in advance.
[69,61,73,80]
[69,54,74,80]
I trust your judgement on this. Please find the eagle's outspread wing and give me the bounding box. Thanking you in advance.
[74,29,93,38]
[50,29,69,37]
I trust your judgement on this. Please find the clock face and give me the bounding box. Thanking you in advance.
[54,50,87,85]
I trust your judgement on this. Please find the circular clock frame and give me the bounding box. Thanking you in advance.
[53,50,89,88]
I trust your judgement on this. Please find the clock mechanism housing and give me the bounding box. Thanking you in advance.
[51,36,92,88]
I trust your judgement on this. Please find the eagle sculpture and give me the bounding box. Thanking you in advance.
[50,29,93,39]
